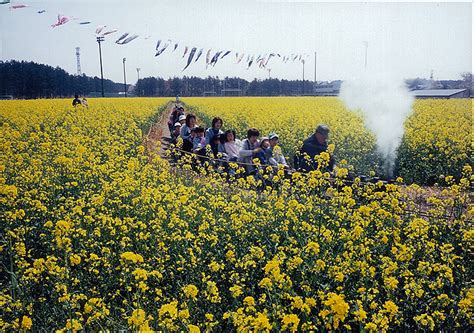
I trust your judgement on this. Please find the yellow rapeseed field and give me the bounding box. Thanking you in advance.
[0,97,472,332]
[185,97,472,183]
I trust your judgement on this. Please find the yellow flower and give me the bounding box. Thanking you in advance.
[188,324,200,333]
[178,309,190,319]
[120,251,144,263]
[281,314,299,333]
[21,316,32,330]
[132,268,148,281]
[383,300,398,316]
[158,301,178,319]
[182,284,199,299]
[258,277,272,289]
[229,285,243,298]
[253,312,272,331]
[305,241,320,255]
[69,254,81,266]
[384,276,399,290]
[243,296,255,307]
[320,293,349,329]
[128,309,146,328]
[414,313,435,331]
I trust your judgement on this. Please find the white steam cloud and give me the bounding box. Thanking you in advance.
[339,72,414,178]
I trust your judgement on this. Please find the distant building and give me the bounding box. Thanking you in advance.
[410,89,469,99]
[313,81,341,96]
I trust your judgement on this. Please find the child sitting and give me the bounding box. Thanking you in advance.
[255,137,271,165]
[171,122,182,144]
[192,126,206,155]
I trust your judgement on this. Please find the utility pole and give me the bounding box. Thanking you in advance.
[267,68,271,79]
[314,51,317,95]
[314,51,317,83]
[122,57,127,97]
[96,36,105,97]
[136,68,140,82]
[302,59,305,95]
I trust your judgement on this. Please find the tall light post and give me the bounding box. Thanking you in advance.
[314,51,317,95]
[302,59,305,95]
[267,68,271,79]
[136,68,140,82]
[314,51,317,83]
[122,57,127,97]
[96,36,105,97]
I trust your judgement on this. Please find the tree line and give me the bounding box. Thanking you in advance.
[133,76,317,97]
[0,60,124,99]
[0,60,471,98]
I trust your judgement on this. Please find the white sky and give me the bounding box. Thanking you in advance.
[0,0,472,83]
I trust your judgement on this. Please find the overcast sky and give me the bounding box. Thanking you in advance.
[0,0,472,83]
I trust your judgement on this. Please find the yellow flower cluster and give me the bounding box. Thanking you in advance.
[0,97,472,331]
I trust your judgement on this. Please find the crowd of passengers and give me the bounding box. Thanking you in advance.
[168,104,335,174]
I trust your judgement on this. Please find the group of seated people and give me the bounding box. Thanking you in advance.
[168,104,335,175]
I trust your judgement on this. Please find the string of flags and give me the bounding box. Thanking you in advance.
[2,1,309,72]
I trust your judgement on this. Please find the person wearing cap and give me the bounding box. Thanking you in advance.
[296,124,335,172]
[255,137,271,165]
[267,132,289,168]
[171,122,182,144]
[178,114,186,125]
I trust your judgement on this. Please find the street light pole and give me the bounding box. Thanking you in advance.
[122,57,127,97]
[96,36,105,97]
[314,51,317,83]
[302,59,305,95]
[136,68,140,82]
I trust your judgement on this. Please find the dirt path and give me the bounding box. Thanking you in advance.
[144,102,174,159]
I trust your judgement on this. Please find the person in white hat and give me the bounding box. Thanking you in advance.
[267,132,289,168]
[171,122,182,143]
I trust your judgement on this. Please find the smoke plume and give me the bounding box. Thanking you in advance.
[339,72,414,178]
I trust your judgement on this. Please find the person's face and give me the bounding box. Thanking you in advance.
[226,132,234,141]
[270,138,278,147]
[262,140,270,149]
[315,132,328,145]
[214,120,222,129]
[175,125,181,132]
[197,131,204,138]
[189,118,196,127]
[180,119,186,125]
[249,135,258,144]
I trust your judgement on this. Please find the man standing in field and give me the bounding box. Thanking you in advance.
[72,94,82,107]
[296,124,335,172]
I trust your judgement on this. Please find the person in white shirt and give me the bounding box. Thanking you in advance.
[223,129,243,161]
